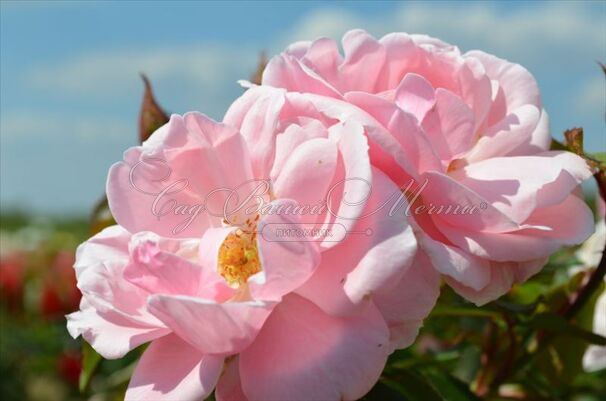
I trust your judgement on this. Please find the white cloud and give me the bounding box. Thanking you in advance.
[23,2,605,103]
[280,2,605,67]
[279,7,360,49]
[26,45,256,96]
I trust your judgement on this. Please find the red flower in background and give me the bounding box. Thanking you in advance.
[57,351,82,387]
[0,254,26,311]
[40,251,81,319]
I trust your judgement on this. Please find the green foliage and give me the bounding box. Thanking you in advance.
[79,342,102,392]
[362,242,606,400]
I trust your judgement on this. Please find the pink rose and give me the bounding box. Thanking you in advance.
[263,29,594,304]
[68,109,439,400]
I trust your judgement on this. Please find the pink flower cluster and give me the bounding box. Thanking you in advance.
[67,30,593,401]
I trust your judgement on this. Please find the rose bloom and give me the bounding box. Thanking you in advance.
[68,107,439,400]
[262,29,594,304]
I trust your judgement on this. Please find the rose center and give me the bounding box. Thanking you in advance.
[217,219,261,288]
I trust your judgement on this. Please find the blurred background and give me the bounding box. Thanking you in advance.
[0,1,605,400]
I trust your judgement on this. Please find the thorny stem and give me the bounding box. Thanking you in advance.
[475,321,498,397]
[490,313,517,392]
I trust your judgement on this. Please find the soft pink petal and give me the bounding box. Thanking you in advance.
[337,29,386,93]
[76,257,150,318]
[341,168,417,302]
[272,137,338,210]
[125,334,224,401]
[418,233,490,291]
[453,151,592,223]
[263,54,342,98]
[263,36,343,97]
[457,56,493,133]
[215,357,248,401]
[421,88,476,161]
[67,299,170,360]
[464,50,548,158]
[270,120,328,182]
[75,228,164,324]
[107,113,253,237]
[124,232,202,296]
[421,171,519,233]
[378,32,462,94]
[223,86,287,179]
[147,295,275,355]
[438,223,560,263]
[345,91,442,174]
[299,37,343,87]
[524,194,594,245]
[438,196,593,263]
[510,108,551,155]
[297,168,416,315]
[250,199,320,301]
[394,73,436,122]
[239,294,389,401]
[320,120,374,242]
[69,227,169,358]
[445,258,546,306]
[373,249,441,351]
[465,105,543,163]
[466,50,541,112]
[285,91,419,185]
[374,32,419,90]
[73,225,130,277]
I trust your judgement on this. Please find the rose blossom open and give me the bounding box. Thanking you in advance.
[68,105,439,400]
[262,29,595,305]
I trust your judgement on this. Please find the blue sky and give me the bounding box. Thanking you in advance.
[1,0,605,214]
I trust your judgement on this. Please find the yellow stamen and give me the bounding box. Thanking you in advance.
[218,231,261,288]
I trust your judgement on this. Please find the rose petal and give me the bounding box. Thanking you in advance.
[239,294,389,401]
[147,295,275,355]
[125,334,224,401]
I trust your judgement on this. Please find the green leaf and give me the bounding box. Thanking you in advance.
[509,281,548,304]
[421,368,481,401]
[382,368,481,401]
[534,281,605,384]
[383,370,444,401]
[529,313,606,345]
[429,306,501,320]
[592,151,606,165]
[361,381,407,401]
[495,298,542,314]
[452,346,481,383]
[550,139,568,151]
[79,341,102,393]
